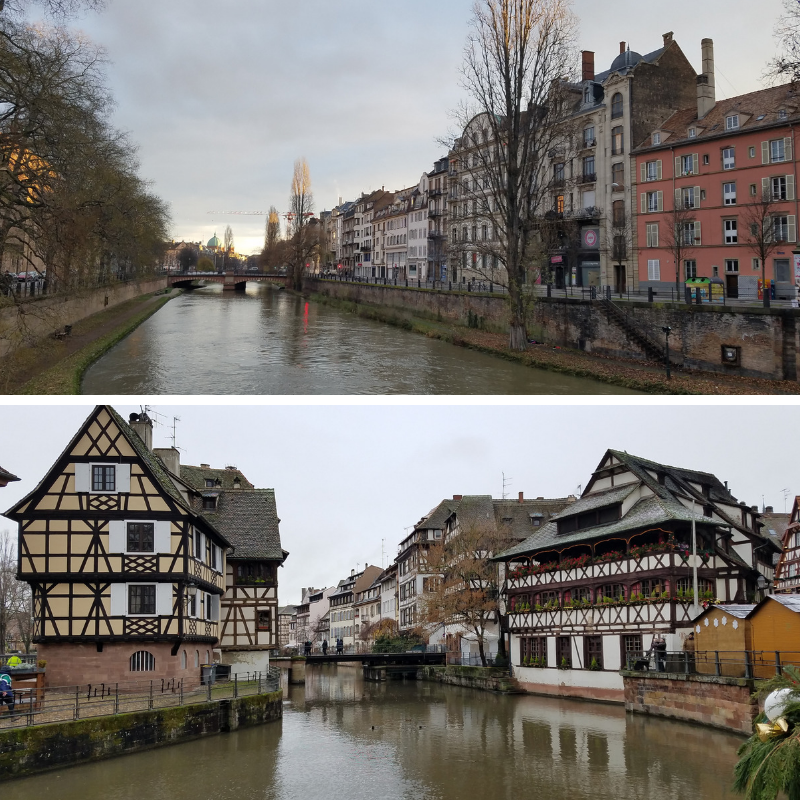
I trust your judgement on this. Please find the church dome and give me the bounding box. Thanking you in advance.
[207,233,221,248]
[610,49,643,73]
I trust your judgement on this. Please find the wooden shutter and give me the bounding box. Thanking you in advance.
[116,464,131,494]
[657,191,664,212]
[155,521,171,554]
[657,160,663,180]
[675,156,681,176]
[762,177,771,199]
[694,221,702,245]
[196,530,205,561]
[785,137,793,162]
[675,189,682,208]
[74,463,89,492]
[212,595,220,622]
[110,583,126,616]
[652,224,659,248]
[641,193,646,214]
[156,582,172,616]
[789,215,797,243]
[693,153,699,174]
[108,520,125,552]
[694,186,701,208]
[762,141,770,164]
[787,175,796,201]
[640,162,646,183]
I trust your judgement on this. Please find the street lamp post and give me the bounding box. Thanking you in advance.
[662,326,672,380]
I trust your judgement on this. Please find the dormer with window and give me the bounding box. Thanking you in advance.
[726,114,740,131]
[556,504,622,535]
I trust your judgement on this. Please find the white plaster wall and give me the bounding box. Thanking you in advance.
[221,649,270,675]
[603,634,622,670]
[515,665,624,692]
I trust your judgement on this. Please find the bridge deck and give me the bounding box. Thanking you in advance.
[306,652,446,666]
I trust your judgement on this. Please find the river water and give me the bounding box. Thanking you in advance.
[81,285,640,395]
[8,666,741,799]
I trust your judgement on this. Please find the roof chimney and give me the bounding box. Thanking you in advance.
[128,413,153,452]
[453,494,463,501]
[663,31,674,46]
[581,51,595,82]
[201,463,210,469]
[518,491,524,503]
[620,41,626,55]
[153,447,180,476]
[697,38,716,120]
[766,506,774,513]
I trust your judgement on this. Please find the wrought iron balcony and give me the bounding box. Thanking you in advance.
[580,172,597,184]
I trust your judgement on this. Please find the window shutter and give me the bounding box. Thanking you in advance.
[74,463,89,492]
[694,221,702,245]
[675,156,681,176]
[116,464,131,494]
[694,186,701,208]
[788,175,796,201]
[641,193,646,214]
[693,154,699,174]
[653,225,659,248]
[789,215,797,243]
[108,520,125,552]
[657,160,663,180]
[196,530,205,560]
[762,141,770,164]
[156,582,173,616]
[155,521,171,554]
[657,191,663,212]
[212,595,220,622]
[762,177,771,199]
[785,137,793,162]
[640,162,646,183]
[110,583,127,616]
[674,189,682,208]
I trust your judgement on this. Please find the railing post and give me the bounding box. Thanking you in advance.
[683,652,689,674]
[776,651,782,676]
[207,675,212,702]
[180,679,183,706]
[744,651,753,680]
[115,682,119,714]
[714,651,721,676]
[75,687,79,720]
[234,674,238,699]
[149,680,154,710]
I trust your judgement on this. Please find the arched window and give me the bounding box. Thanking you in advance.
[611,93,624,119]
[181,650,187,670]
[130,651,155,672]
[194,650,200,668]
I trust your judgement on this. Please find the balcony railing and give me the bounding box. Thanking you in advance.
[579,172,597,184]
[624,649,800,680]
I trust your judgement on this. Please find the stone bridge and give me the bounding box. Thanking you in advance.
[167,271,289,291]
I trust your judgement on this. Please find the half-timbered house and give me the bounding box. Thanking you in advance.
[4,407,229,687]
[774,496,800,593]
[496,450,773,703]
[176,462,287,675]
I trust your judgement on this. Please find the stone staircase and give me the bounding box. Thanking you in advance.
[599,299,667,363]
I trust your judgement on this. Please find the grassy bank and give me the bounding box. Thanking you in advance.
[14,289,180,395]
[308,292,799,395]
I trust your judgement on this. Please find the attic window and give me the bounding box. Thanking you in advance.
[756,114,766,121]
[688,128,696,139]
[726,115,740,130]
[502,517,513,523]
[205,479,215,488]
[652,132,661,145]
[779,110,788,120]
[557,504,621,535]
[202,496,217,510]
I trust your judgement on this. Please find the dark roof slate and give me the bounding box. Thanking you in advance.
[0,466,19,483]
[180,465,254,490]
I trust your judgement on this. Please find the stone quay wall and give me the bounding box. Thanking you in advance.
[621,671,757,735]
[0,277,168,358]
[0,690,282,781]
[308,279,800,382]
[416,665,521,693]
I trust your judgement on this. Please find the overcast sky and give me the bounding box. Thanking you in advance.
[1,403,797,605]
[37,0,784,254]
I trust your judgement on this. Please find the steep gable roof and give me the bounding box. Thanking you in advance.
[0,466,19,485]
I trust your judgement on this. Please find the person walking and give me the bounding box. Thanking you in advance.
[652,634,667,672]
[304,640,311,657]
[0,674,15,715]
[322,639,328,656]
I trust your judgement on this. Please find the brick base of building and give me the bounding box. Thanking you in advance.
[37,642,213,688]
[516,680,625,704]
[622,670,758,735]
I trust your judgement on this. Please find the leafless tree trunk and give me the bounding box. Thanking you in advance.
[287,158,317,292]
[0,531,28,653]
[450,0,578,350]
[742,188,785,274]
[661,204,699,292]
[766,0,800,84]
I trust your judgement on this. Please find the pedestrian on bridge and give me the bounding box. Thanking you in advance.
[322,639,328,655]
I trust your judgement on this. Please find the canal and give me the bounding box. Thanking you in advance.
[81,285,641,395]
[8,666,741,798]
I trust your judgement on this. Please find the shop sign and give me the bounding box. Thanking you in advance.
[583,228,600,249]
[550,255,563,264]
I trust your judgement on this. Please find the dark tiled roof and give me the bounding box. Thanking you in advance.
[0,466,19,483]
[634,82,800,151]
[198,489,284,561]
[180,465,254,490]
[278,606,296,616]
[594,45,665,83]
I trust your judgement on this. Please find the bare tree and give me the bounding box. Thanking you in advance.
[742,187,787,287]
[0,531,29,653]
[766,0,800,84]
[287,158,317,291]
[661,202,699,293]
[450,0,579,350]
[419,521,507,667]
[0,0,104,18]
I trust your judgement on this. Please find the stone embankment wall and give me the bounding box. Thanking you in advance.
[416,665,521,693]
[0,278,168,358]
[0,690,282,781]
[308,279,800,382]
[622,671,757,735]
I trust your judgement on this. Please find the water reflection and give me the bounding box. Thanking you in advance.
[81,285,642,395]
[7,666,740,799]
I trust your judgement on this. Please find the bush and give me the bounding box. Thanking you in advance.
[197,257,215,272]
[494,652,509,667]
[372,633,424,654]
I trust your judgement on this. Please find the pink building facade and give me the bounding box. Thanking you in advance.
[633,41,800,301]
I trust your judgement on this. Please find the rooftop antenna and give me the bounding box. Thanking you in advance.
[782,488,790,513]
[576,484,583,496]
[171,416,182,450]
[502,472,513,500]
[381,538,385,569]
[142,405,167,428]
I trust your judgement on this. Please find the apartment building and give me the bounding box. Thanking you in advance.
[634,63,800,299]
[427,157,450,281]
[407,180,429,281]
[775,497,800,593]
[328,565,382,648]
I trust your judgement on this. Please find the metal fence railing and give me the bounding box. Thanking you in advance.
[0,669,280,730]
[625,650,800,679]
[0,654,38,667]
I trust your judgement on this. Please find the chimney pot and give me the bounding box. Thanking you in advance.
[663,31,674,45]
[581,50,595,82]
[453,494,463,501]
[620,41,626,55]
[766,505,774,513]
[697,38,716,119]
[201,463,210,469]
[518,491,524,503]
[129,413,153,452]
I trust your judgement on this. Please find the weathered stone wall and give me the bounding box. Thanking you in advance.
[417,665,520,693]
[0,690,282,781]
[308,279,800,381]
[622,671,757,735]
[0,278,168,358]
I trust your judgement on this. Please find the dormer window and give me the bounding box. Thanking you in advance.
[205,479,215,488]
[583,85,593,105]
[202,496,217,510]
[779,109,788,120]
[726,115,739,130]
[652,132,661,145]
[688,128,696,139]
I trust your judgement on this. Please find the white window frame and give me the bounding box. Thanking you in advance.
[652,132,661,145]
[722,148,735,170]
[647,192,659,212]
[771,139,787,163]
[684,260,697,280]
[75,463,131,495]
[726,115,739,130]
[725,259,740,273]
[723,182,737,206]
[772,176,788,201]
[647,259,661,281]
[110,582,171,617]
[109,520,171,555]
[724,219,738,244]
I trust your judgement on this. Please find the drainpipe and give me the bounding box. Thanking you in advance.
[792,123,799,298]
[671,145,678,293]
